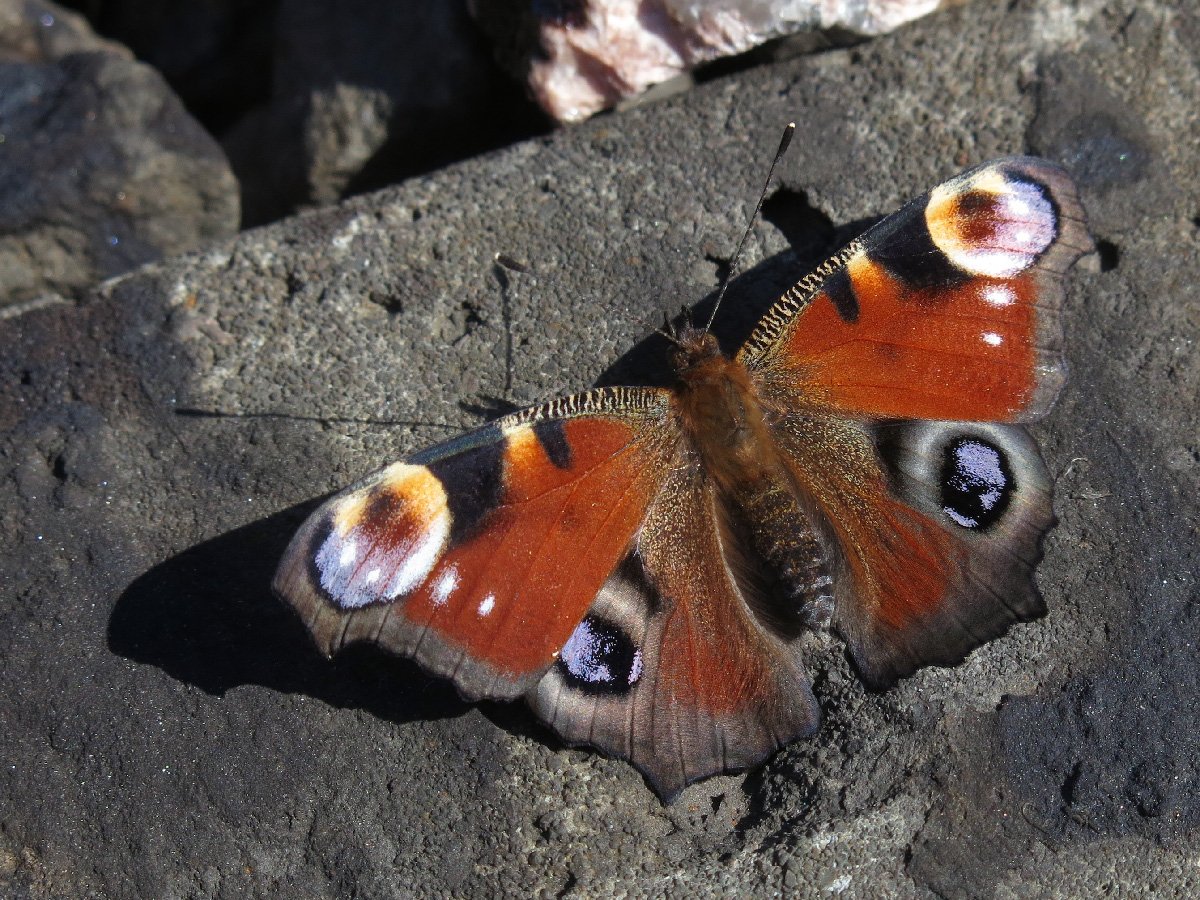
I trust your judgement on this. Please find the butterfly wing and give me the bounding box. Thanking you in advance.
[739,157,1091,687]
[273,387,679,700]
[768,413,1057,687]
[529,458,821,799]
[275,384,822,798]
[741,157,1089,423]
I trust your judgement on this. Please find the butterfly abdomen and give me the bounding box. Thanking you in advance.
[723,477,834,637]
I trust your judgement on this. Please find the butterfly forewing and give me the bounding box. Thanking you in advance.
[741,157,1089,424]
[273,387,678,700]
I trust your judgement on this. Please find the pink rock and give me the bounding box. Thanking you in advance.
[480,0,957,123]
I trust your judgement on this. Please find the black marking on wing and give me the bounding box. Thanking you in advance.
[425,437,506,545]
[557,614,642,696]
[940,436,1014,531]
[865,194,966,291]
[824,266,859,323]
[533,419,573,469]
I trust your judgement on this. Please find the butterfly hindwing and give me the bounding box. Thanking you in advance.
[530,459,821,799]
[273,387,677,700]
[851,419,1055,686]
[769,413,1054,687]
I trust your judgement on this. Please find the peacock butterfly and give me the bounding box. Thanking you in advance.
[272,136,1091,800]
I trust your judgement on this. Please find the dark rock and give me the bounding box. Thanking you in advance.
[52,0,277,133]
[0,0,239,309]
[221,0,546,225]
[1028,55,1166,237]
[0,0,130,61]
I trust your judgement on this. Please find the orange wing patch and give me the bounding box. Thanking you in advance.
[742,158,1089,425]
[784,253,1042,421]
[395,416,669,677]
[273,391,678,700]
[316,463,452,608]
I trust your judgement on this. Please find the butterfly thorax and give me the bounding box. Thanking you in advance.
[672,327,833,632]
[670,328,768,482]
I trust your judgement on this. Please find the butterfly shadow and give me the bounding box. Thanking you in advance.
[594,212,882,389]
[108,498,472,725]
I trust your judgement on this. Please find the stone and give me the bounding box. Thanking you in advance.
[2,0,1197,895]
[221,0,543,225]
[42,0,275,132]
[0,0,239,310]
[470,0,963,122]
[0,0,130,62]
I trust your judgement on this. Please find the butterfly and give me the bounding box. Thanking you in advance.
[273,151,1090,800]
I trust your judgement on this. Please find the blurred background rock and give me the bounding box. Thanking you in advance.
[47,0,551,227]
[0,0,239,310]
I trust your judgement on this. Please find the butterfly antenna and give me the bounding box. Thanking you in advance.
[704,122,796,334]
[656,311,683,346]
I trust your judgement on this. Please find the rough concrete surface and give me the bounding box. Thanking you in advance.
[1,0,1197,896]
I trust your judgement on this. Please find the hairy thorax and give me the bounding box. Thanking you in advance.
[671,329,833,631]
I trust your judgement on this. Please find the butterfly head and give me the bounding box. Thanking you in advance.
[668,326,723,376]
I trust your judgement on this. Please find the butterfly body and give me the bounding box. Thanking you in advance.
[273,156,1091,799]
[670,327,834,632]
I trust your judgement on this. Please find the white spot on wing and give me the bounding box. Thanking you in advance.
[928,174,1057,277]
[560,618,612,684]
[959,249,1031,278]
[315,464,452,610]
[432,566,458,607]
[944,440,1007,528]
[477,594,496,617]
[982,331,1003,347]
[384,508,451,600]
[945,508,975,528]
[982,285,1015,307]
[316,531,366,608]
[629,649,643,685]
